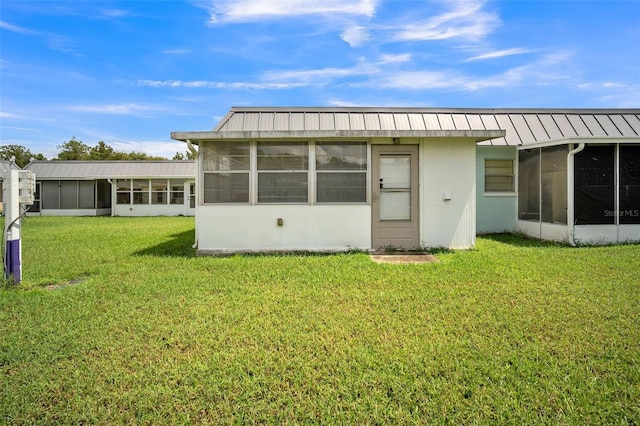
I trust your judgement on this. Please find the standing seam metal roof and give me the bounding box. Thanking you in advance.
[210,107,640,146]
[25,161,196,179]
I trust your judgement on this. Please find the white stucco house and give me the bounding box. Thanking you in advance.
[25,161,196,217]
[173,107,639,253]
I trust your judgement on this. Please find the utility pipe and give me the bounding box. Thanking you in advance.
[567,143,586,246]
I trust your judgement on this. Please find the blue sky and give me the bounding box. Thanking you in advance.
[1,0,639,159]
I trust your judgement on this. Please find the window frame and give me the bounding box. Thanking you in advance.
[201,140,371,206]
[315,141,368,204]
[202,141,251,204]
[257,141,309,204]
[484,158,516,194]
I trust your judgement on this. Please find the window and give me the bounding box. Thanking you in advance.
[484,159,514,192]
[97,180,111,209]
[203,142,250,203]
[201,140,370,205]
[170,180,184,205]
[42,181,60,209]
[257,142,308,203]
[189,182,196,208]
[151,179,167,205]
[518,149,540,220]
[574,145,615,225]
[116,180,131,204]
[79,181,95,209]
[60,181,78,209]
[132,179,149,205]
[316,142,367,203]
[541,145,568,224]
[619,145,640,224]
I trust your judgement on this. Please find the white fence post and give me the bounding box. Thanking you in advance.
[4,170,35,283]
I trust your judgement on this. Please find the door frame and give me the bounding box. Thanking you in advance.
[371,144,420,249]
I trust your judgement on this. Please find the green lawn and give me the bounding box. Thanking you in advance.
[1,216,639,424]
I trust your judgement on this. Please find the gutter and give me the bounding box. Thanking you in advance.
[567,143,586,246]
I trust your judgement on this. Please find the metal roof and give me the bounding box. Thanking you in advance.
[172,107,640,146]
[25,161,195,180]
[0,161,21,172]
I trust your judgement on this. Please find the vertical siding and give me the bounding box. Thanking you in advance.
[420,138,477,248]
[475,146,518,233]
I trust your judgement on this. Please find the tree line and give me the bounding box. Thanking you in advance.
[0,138,195,168]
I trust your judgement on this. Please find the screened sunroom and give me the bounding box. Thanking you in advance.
[517,141,640,244]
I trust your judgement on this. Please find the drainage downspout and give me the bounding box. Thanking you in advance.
[186,139,199,249]
[567,143,586,246]
[186,139,198,159]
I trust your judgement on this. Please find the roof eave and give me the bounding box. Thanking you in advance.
[172,129,506,143]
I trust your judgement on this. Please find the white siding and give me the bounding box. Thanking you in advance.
[196,205,371,252]
[420,138,477,249]
[476,146,518,233]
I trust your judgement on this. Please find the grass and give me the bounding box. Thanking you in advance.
[1,216,639,424]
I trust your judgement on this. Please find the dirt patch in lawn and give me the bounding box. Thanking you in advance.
[45,277,87,290]
[370,254,439,264]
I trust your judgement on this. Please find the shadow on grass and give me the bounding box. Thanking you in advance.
[134,230,197,258]
[479,232,570,248]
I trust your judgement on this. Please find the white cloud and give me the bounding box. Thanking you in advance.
[391,0,499,42]
[262,63,376,84]
[67,103,163,115]
[161,49,192,55]
[0,20,79,55]
[466,48,533,62]
[0,111,29,119]
[378,70,467,90]
[137,79,306,90]
[341,25,369,47]
[377,53,412,64]
[0,20,37,34]
[100,9,129,18]
[205,0,378,23]
[110,140,186,158]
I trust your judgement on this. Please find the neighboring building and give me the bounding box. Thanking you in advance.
[0,160,22,212]
[25,161,196,217]
[172,107,640,253]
